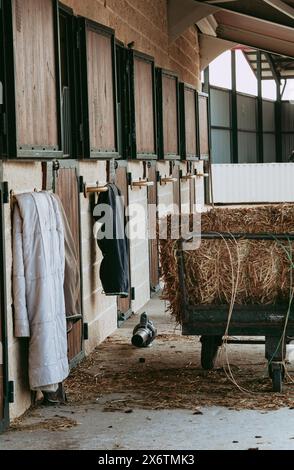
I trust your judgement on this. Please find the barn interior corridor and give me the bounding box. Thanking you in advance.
[1,295,293,451]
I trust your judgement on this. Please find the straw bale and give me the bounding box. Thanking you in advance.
[160,205,294,323]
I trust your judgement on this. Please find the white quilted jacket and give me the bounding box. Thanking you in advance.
[13,192,69,390]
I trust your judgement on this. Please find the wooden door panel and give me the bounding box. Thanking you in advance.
[115,166,131,314]
[54,166,83,363]
[134,57,155,154]
[148,165,159,291]
[12,0,58,147]
[0,184,8,432]
[163,75,178,155]
[87,29,115,152]
[172,165,181,211]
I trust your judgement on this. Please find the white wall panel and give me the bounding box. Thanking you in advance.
[211,163,294,203]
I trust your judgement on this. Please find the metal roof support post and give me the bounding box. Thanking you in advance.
[231,50,238,164]
[275,79,282,162]
[203,67,210,94]
[257,50,264,163]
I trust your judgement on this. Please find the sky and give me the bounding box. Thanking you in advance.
[208,50,294,102]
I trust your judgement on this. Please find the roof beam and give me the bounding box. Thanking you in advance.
[262,0,294,20]
[168,0,219,42]
[197,15,218,36]
[201,0,294,29]
[204,0,238,3]
[217,23,294,58]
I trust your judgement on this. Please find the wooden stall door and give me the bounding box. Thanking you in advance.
[185,87,197,159]
[148,165,160,293]
[12,0,59,151]
[54,163,83,365]
[163,74,179,157]
[115,165,132,319]
[134,55,156,156]
[0,184,9,432]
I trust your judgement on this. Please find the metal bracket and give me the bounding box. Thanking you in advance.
[0,112,7,135]
[117,308,133,328]
[8,381,14,403]
[83,323,89,341]
[79,175,84,194]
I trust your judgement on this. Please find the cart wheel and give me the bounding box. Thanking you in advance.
[269,363,284,393]
[200,336,222,370]
[268,362,285,380]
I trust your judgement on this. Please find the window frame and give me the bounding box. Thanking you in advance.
[236,92,258,164]
[156,68,181,161]
[4,0,63,159]
[209,85,233,164]
[77,17,119,159]
[179,82,200,161]
[197,91,211,161]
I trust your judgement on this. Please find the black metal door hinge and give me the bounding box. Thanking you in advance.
[79,123,83,142]
[52,159,60,172]
[1,113,7,135]
[3,181,9,204]
[8,381,14,403]
[79,175,84,193]
[131,287,135,301]
[83,323,89,341]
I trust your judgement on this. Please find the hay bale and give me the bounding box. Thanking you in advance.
[159,205,294,323]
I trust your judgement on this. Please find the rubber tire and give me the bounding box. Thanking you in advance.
[201,336,221,370]
[272,367,283,393]
[268,363,285,380]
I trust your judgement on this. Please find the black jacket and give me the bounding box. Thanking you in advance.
[94,184,129,297]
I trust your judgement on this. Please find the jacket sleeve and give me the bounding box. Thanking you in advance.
[13,203,30,337]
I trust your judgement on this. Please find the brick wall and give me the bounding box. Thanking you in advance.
[62,0,200,88]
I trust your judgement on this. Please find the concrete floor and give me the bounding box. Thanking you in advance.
[1,405,294,450]
[1,296,294,451]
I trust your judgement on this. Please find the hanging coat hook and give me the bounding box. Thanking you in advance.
[127,173,154,190]
[83,182,109,198]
